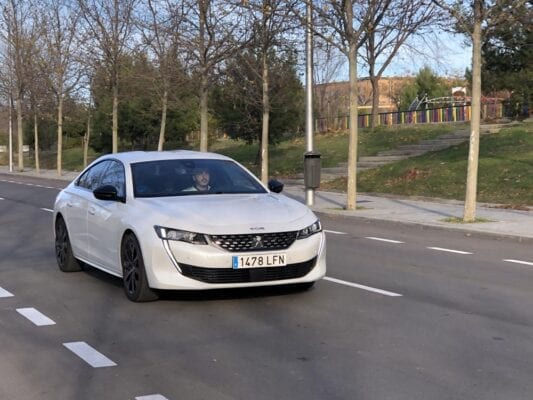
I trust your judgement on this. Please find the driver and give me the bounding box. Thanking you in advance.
[184,167,211,192]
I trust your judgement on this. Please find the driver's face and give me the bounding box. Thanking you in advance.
[193,170,210,189]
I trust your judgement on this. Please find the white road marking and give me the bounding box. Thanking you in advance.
[16,307,56,326]
[504,259,533,267]
[63,342,117,368]
[0,286,14,298]
[0,179,58,190]
[427,247,472,255]
[0,197,4,200]
[365,236,404,244]
[136,395,169,400]
[40,208,54,213]
[324,230,347,235]
[324,276,402,297]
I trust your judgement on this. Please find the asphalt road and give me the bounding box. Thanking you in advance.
[1,175,532,400]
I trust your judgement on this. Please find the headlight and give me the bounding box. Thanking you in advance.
[296,220,322,239]
[154,226,208,245]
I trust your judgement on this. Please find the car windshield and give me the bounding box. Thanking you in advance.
[131,159,267,198]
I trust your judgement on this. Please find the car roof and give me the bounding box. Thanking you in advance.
[97,150,233,166]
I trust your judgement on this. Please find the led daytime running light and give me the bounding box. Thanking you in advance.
[297,220,322,239]
[154,226,207,245]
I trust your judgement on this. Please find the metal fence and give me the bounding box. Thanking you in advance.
[315,103,504,132]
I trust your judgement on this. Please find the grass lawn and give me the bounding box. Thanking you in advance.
[3,121,529,206]
[0,147,98,172]
[211,123,462,176]
[322,122,533,206]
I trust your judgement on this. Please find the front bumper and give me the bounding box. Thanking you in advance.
[143,231,326,290]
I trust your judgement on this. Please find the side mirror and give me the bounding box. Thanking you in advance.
[268,179,284,193]
[94,185,122,202]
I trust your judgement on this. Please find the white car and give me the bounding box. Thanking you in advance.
[54,151,326,301]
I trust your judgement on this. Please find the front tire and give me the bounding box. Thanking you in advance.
[55,217,82,272]
[121,233,158,302]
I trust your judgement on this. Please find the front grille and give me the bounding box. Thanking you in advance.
[179,257,317,284]
[209,231,298,252]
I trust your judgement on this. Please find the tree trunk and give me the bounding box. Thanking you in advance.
[199,73,209,152]
[84,112,91,168]
[199,0,208,152]
[346,0,359,210]
[16,95,24,171]
[368,30,379,130]
[57,96,63,176]
[370,76,380,129]
[112,80,119,153]
[34,112,40,174]
[463,0,482,222]
[158,88,168,151]
[261,50,270,184]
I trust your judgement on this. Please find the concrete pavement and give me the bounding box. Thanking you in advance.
[1,165,532,242]
[283,182,533,242]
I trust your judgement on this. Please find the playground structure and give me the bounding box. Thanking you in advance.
[314,83,507,132]
[315,98,505,132]
[408,94,471,111]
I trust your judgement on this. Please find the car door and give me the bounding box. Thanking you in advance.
[64,161,111,260]
[86,160,127,274]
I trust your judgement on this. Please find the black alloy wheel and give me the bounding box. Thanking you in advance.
[55,217,82,272]
[121,233,158,302]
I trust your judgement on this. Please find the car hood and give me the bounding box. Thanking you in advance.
[134,193,316,234]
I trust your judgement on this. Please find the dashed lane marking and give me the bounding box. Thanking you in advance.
[427,247,473,255]
[324,276,403,297]
[136,395,170,400]
[63,342,117,368]
[324,230,347,235]
[0,179,61,190]
[40,208,54,213]
[365,236,404,244]
[0,286,14,298]
[16,307,56,326]
[504,259,533,267]
[0,197,4,200]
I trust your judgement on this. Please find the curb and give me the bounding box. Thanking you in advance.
[310,208,533,245]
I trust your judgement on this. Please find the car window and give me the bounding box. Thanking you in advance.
[131,159,267,198]
[77,161,112,191]
[101,160,126,199]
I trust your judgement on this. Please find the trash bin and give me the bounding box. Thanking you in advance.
[304,151,321,189]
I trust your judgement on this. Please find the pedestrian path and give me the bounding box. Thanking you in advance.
[283,183,533,242]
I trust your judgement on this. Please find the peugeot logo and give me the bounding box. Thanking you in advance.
[252,235,263,249]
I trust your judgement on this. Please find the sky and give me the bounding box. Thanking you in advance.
[322,31,473,82]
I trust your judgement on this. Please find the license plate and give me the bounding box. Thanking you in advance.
[232,254,287,269]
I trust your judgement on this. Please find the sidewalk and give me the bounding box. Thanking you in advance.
[0,165,80,182]
[1,165,532,242]
[282,182,533,242]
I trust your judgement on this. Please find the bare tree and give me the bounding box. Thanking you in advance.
[313,38,345,130]
[311,0,392,210]
[240,0,299,183]
[38,0,83,176]
[1,0,38,171]
[432,0,528,222]
[78,0,137,154]
[137,0,186,151]
[362,0,438,128]
[183,0,248,152]
[26,41,51,175]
